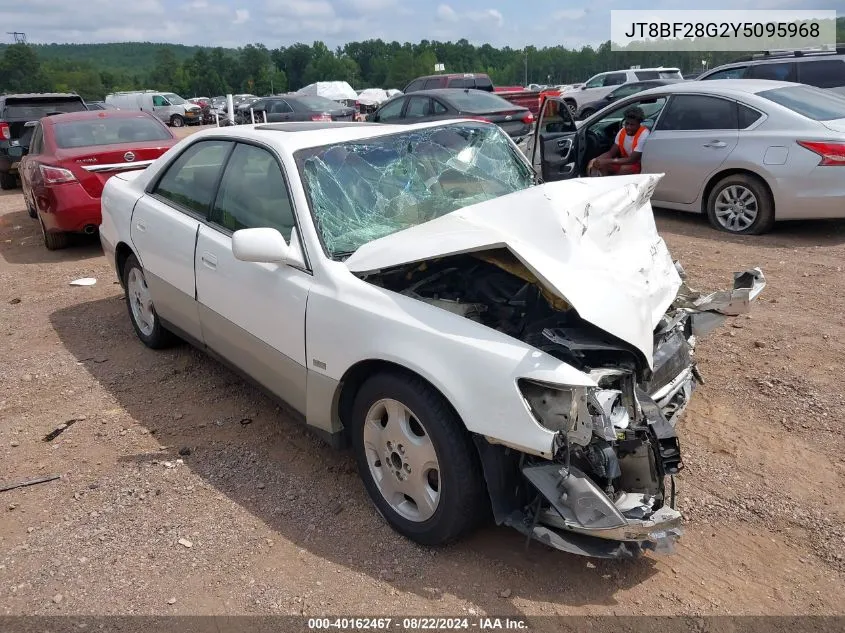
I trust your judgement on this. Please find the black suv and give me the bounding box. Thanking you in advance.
[696,45,845,95]
[0,93,88,189]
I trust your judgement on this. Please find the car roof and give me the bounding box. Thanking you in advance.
[634,78,797,98]
[707,52,845,69]
[1,93,83,100]
[186,120,490,153]
[40,110,161,125]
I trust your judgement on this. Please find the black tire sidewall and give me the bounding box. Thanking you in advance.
[706,175,774,235]
[170,115,184,128]
[350,372,484,546]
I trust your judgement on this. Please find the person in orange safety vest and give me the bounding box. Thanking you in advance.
[587,106,649,176]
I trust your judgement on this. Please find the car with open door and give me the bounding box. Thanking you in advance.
[529,80,845,234]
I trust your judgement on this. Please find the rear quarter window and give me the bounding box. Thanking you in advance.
[759,85,845,121]
[797,59,845,89]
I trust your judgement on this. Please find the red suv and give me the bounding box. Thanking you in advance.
[404,73,494,93]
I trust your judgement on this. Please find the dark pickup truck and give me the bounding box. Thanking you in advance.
[0,93,89,189]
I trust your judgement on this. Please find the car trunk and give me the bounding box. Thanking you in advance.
[330,109,355,122]
[55,143,167,198]
[468,109,529,136]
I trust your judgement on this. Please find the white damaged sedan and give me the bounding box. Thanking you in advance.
[99,120,765,558]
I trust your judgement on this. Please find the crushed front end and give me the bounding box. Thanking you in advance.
[507,265,766,558]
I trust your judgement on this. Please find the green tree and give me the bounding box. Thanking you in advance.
[0,44,50,92]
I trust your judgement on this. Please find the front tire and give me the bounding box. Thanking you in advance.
[122,254,177,349]
[706,174,774,235]
[579,108,595,119]
[351,371,487,546]
[170,114,184,128]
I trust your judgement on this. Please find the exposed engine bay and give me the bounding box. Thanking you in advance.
[360,249,765,558]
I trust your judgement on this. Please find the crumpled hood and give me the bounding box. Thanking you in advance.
[345,173,682,368]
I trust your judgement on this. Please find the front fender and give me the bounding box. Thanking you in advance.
[306,269,596,459]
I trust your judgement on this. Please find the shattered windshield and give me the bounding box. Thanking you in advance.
[295,123,535,258]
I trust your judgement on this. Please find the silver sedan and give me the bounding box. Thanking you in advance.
[566,79,845,234]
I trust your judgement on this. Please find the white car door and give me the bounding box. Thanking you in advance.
[642,94,740,205]
[130,139,234,342]
[194,141,311,413]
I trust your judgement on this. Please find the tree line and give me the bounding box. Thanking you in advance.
[1,19,843,101]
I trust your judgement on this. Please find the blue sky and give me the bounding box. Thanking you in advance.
[1,0,841,49]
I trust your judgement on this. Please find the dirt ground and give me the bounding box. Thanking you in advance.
[1,126,844,626]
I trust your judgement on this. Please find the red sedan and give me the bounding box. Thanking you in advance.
[20,110,177,250]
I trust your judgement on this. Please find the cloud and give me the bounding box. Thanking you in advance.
[234,8,250,23]
[343,0,398,13]
[435,4,457,22]
[264,0,335,18]
[467,9,503,27]
[553,8,587,21]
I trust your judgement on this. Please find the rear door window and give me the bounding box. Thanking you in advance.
[404,97,430,118]
[635,71,659,80]
[604,73,628,86]
[797,59,845,89]
[657,95,739,130]
[152,140,233,217]
[746,62,797,82]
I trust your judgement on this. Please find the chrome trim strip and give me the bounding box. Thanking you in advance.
[81,160,154,173]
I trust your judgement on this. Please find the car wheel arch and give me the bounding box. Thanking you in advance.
[115,241,136,289]
[700,167,775,215]
[335,359,464,445]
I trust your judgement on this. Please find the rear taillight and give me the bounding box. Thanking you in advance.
[311,113,332,122]
[40,164,77,184]
[521,112,534,124]
[0,122,9,140]
[797,141,845,166]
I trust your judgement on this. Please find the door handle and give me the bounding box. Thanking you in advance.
[703,141,727,148]
[135,220,146,232]
[201,252,217,270]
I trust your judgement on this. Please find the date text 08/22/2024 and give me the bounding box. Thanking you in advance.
[307,617,529,630]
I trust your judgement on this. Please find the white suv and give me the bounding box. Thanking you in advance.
[560,67,683,114]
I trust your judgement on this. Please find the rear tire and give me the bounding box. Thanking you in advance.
[39,215,69,250]
[122,254,178,349]
[706,173,775,235]
[0,172,16,190]
[170,114,184,128]
[564,101,577,117]
[350,371,488,546]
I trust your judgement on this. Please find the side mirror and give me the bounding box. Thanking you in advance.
[24,120,39,128]
[232,227,289,264]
